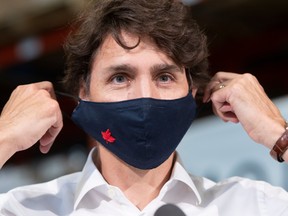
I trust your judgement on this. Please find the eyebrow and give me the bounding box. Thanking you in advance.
[105,64,137,74]
[150,63,183,74]
[105,63,184,75]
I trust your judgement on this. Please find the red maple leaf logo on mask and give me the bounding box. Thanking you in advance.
[101,129,116,144]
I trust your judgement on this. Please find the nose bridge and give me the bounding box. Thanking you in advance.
[134,76,156,98]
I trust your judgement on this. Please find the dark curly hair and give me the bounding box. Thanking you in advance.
[63,0,210,100]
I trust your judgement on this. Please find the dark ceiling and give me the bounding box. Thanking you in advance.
[0,0,288,164]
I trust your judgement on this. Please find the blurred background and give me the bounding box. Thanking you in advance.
[0,0,288,192]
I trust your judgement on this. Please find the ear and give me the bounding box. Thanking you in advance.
[191,87,198,98]
[79,80,89,100]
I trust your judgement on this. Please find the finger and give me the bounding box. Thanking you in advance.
[39,142,53,154]
[211,82,227,93]
[212,103,239,123]
[39,124,62,153]
[39,101,63,153]
[221,112,239,123]
[219,102,233,112]
[203,80,220,102]
[8,81,56,105]
[210,71,241,83]
[33,81,57,100]
[203,81,227,103]
[203,72,241,103]
[209,84,239,123]
[33,81,54,91]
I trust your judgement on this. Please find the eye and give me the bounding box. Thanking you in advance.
[111,74,129,84]
[157,73,174,83]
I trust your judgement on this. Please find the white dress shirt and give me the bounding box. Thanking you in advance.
[0,148,288,216]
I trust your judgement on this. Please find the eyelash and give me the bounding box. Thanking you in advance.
[109,73,131,84]
[155,72,176,83]
[108,72,176,86]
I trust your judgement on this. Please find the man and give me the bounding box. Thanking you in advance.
[0,0,287,215]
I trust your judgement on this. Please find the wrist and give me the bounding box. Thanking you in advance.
[261,117,286,149]
[270,120,288,162]
[0,120,17,168]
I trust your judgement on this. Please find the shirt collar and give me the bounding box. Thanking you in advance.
[74,147,107,209]
[166,152,202,204]
[73,149,202,209]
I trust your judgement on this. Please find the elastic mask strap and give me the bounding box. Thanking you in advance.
[184,70,210,118]
[55,91,80,101]
[55,91,80,118]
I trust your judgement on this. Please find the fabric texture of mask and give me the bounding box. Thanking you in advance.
[71,93,197,169]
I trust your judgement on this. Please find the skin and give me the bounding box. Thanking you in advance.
[0,32,287,210]
[80,33,197,209]
[0,82,62,167]
[204,72,286,150]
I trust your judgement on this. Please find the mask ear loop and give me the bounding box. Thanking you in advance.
[55,91,80,119]
[185,68,211,118]
[55,91,80,101]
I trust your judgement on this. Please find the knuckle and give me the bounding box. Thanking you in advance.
[14,84,28,93]
[39,98,59,116]
[213,71,223,79]
[14,81,54,94]
[238,73,260,90]
[17,83,38,93]
[12,84,36,97]
[242,73,257,82]
[229,83,243,97]
[46,100,61,122]
[26,83,39,92]
[48,100,60,112]
[37,89,50,97]
[210,92,220,102]
[42,81,53,89]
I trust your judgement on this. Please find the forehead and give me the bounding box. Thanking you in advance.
[91,32,173,65]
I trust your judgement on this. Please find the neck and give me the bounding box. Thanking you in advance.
[93,144,175,210]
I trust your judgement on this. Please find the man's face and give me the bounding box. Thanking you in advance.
[82,32,193,102]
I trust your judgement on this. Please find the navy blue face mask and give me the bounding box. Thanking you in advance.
[71,93,197,169]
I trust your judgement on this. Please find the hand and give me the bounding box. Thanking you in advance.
[203,72,286,150]
[0,82,63,166]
